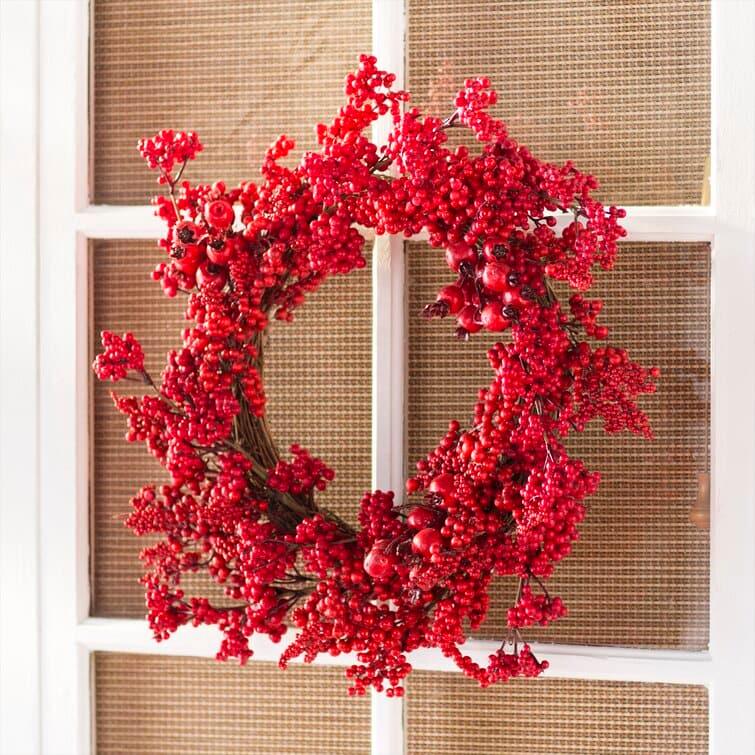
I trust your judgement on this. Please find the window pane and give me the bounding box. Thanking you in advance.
[406,242,710,649]
[407,672,708,755]
[90,241,185,616]
[92,0,371,203]
[90,240,371,616]
[94,653,370,754]
[406,0,710,205]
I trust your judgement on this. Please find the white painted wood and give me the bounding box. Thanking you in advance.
[369,232,407,755]
[38,1,91,754]
[371,2,408,753]
[408,643,712,687]
[0,2,41,754]
[76,617,712,686]
[371,234,406,493]
[76,617,362,667]
[707,1,755,753]
[74,205,164,238]
[73,205,378,241]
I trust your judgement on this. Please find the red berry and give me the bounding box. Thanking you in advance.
[457,305,481,333]
[407,506,438,530]
[502,288,523,307]
[172,221,202,245]
[481,261,510,292]
[206,239,234,265]
[480,301,510,331]
[445,243,476,271]
[364,542,395,580]
[481,238,504,262]
[412,528,443,556]
[438,284,465,315]
[196,261,228,290]
[204,200,234,230]
[429,473,455,500]
[171,243,203,275]
[458,432,475,458]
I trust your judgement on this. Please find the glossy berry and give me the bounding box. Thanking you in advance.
[204,200,234,230]
[173,221,202,245]
[428,472,455,500]
[445,243,476,271]
[412,528,443,556]
[457,305,482,334]
[480,301,510,331]
[364,541,396,580]
[171,243,203,275]
[206,239,234,265]
[196,261,228,290]
[481,261,510,292]
[406,506,438,530]
[438,284,465,315]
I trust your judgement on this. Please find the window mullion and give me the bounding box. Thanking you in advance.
[371,1,408,753]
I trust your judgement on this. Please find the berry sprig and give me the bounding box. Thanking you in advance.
[94,55,657,695]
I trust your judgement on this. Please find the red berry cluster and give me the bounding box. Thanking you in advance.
[93,331,145,381]
[94,56,657,695]
[138,129,203,181]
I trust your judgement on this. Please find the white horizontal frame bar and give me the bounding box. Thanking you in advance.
[76,617,359,668]
[75,205,164,238]
[408,205,716,243]
[75,204,716,242]
[74,205,379,241]
[77,618,711,687]
[408,641,712,687]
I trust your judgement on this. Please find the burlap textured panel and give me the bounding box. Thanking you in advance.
[91,240,371,617]
[90,241,186,617]
[407,242,710,649]
[94,653,370,755]
[264,257,372,528]
[92,0,372,204]
[406,0,710,205]
[407,672,708,755]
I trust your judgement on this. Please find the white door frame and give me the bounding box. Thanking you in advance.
[0,1,752,753]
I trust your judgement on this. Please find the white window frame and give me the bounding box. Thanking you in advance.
[0,0,750,753]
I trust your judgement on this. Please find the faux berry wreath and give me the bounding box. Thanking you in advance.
[94,56,658,696]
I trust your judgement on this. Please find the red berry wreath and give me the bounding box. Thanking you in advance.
[94,56,658,696]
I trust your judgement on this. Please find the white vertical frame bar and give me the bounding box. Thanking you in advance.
[708,1,755,752]
[38,0,92,753]
[0,2,41,753]
[371,1,407,754]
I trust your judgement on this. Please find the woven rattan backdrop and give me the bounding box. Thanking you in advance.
[406,0,710,206]
[90,240,371,616]
[407,241,710,649]
[94,653,370,755]
[92,0,371,204]
[407,672,708,755]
